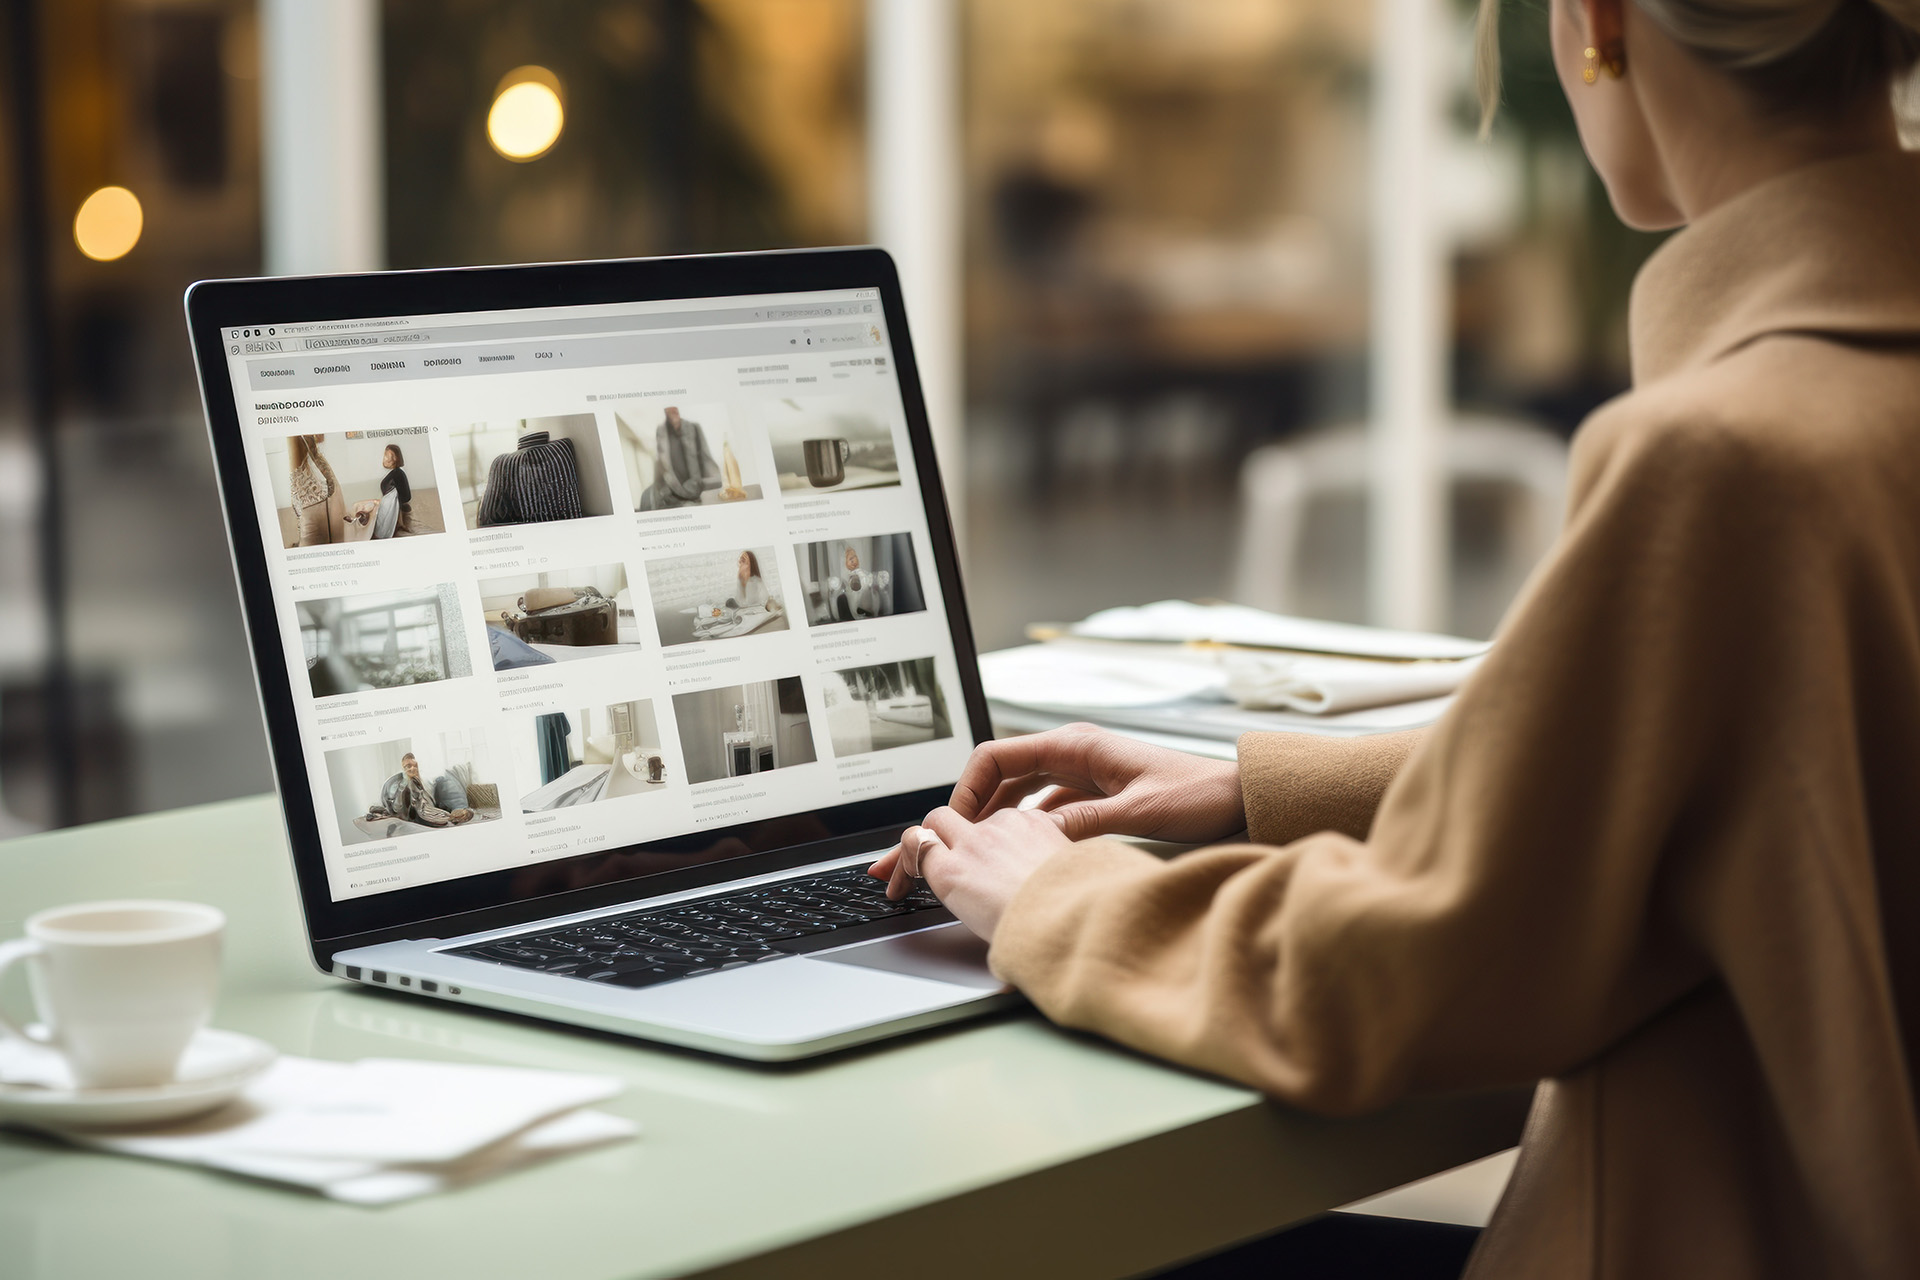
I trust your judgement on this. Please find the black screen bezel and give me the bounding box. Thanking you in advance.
[184,247,989,964]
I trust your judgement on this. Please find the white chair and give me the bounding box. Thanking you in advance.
[1232,416,1569,628]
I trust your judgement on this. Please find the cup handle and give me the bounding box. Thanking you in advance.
[0,939,47,1044]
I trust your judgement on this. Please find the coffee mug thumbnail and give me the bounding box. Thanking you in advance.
[802,437,851,488]
[0,900,224,1089]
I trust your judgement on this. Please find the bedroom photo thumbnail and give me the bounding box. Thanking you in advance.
[649,547,790,647]
[617,404,764,510]
[763,396,900,494]
[326,731,503,845]
[673,677,815,784]
[518,700,670,811]
[479,562,641,672]
[452,414,614,530]
[268,429,443,548]
[299,583,473,698]
[823,657,953,758]
[793,532,926,627]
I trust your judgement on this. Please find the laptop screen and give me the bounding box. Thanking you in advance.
[217,287,976,904]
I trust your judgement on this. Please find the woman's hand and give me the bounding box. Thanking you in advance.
[871,808,1072,942]
[953,724,1245,843]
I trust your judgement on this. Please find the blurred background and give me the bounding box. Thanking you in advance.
[0,0,1743,831]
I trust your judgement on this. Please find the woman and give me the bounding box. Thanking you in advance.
[644,406,721,510]
[876,1,1920,1275]
[393,752,473,828]
[288,434,344,546]
[379,442,412,534]
[734,550,780,613]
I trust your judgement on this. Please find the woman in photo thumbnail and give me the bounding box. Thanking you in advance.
[643,407,724,508]
[649,546,790,646]
[378,443,412,533]
[619,404,764,511]
[271,430,444,548]
[326,733,503,845]
[736,550,778,611]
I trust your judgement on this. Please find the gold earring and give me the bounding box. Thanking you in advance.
[1584,42,1626,83]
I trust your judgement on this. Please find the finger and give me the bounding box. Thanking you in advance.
[1034,786,1100,812]
[948,727,1104,820]
[1041,797,1125,842]
[868,847,900,880]
[921,806,973,847]
[981,771,1090,820]
[886,828,924,899]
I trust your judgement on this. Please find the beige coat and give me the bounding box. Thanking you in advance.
[990,151,1920,1278]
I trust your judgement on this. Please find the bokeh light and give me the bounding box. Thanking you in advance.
[487,69,565,161]
[73,186,144,261]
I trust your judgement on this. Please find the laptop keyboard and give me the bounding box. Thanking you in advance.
[447,865,948,990]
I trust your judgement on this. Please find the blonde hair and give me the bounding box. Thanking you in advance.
[1476,0,1920,133]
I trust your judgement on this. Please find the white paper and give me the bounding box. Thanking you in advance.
[979,643,1226,710]
[28,1055,636,1205]
[1070,601,1490,661]
[79,1105,637,1205]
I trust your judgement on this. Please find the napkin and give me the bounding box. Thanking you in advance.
[1223,651,1485,714]
[25,1056,636,1205]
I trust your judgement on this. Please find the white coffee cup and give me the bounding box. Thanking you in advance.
[0,900,224,1090]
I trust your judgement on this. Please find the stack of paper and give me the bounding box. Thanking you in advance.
[986,602,1491,748]
[38,1057,636,1205]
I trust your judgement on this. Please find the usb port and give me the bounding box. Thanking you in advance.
[343,965,361,980]
[421,980,439,993]
[371,970,388,984]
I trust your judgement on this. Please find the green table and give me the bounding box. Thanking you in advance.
[0,797,1528,1279]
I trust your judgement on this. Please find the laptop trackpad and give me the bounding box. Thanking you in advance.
[811,922,1007,991]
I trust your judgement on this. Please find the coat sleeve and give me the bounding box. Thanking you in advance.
[988,410,1775,1112]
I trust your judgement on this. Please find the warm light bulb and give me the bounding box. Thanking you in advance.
[74,186,143,261]
[487,74,564,161]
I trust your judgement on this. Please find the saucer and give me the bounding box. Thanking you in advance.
[0,1027,278,1130]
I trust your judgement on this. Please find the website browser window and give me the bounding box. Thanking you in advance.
[221,289,974,902]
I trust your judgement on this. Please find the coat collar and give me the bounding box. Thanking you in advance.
[1629,150,1920,386]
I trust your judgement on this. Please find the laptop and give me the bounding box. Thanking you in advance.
[185,248,1016,1060]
